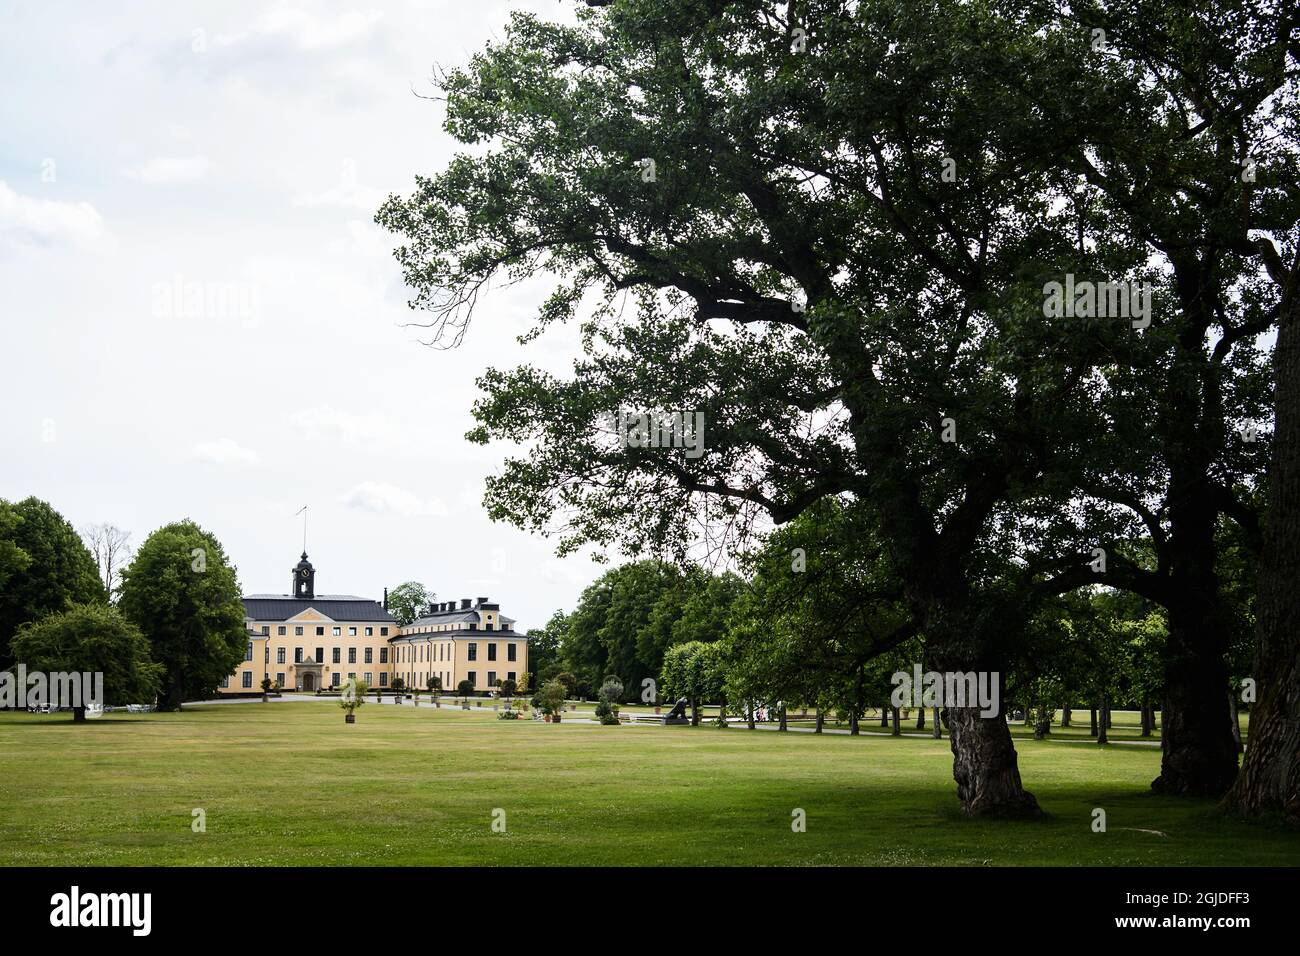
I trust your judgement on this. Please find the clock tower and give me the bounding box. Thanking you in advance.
[292,552,315,599]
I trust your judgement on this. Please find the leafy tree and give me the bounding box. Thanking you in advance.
[660,641,726,726]
[595,675,623,725]
[456,678,473,697]
[378,0,1294,813]
[427,674,443,695]
[117,520,245,711]
[526,609,567,682]
[499,677,518,698]
[387,581,433,627]
[10,603,162,721]
[534,679,568,720]
[340,677,369,722]
[0,497,104,667]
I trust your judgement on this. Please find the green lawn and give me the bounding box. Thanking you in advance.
[0,701,1292,866]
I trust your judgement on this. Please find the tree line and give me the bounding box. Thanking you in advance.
[1,496,247,716]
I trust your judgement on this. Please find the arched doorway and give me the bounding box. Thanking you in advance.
[302,672,316,691]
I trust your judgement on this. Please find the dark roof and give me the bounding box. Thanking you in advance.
[407,610,479,628]
[242,595,397,623]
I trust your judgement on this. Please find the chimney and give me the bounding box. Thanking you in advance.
[461,598,471,609]
[383,587,388,611]
[476,596,489,606]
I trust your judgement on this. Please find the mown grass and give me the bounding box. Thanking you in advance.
[0,701,1291,866]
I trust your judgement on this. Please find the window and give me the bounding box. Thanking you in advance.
[507,643,517,662]
[265,646,270,663]
[315,647,324,663]
[295,626,303,636]
[261,625,270,636]
[316,626,324,636]
[278,625,286,636]
[365,647,373,664]
[364,672,372,685]
[379,673,388,687]
[331,673,340,687]
[332,627,341,637]
[469,623,477,631]
[508,671,516,683]
[487,671,497,687]
[348,673,356,682]
[295,648,304,663]
[488,643,497,662]
[467,671,476,687]
[333,647,341,664]
[380,648,388,663]
[365,627,373,637]
[242,672,253,688]
[348,648,357,664]
[349,627,357,637]
[276,672,285,686]
[468,643,478,661]
[486,622,494,631]
[220,677,229,688]
[380,627,389,636]
[245,642,253,662]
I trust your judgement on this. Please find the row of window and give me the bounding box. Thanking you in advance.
[408,622,499,634]
[254,624,391,638]
[393,641,518,664]
[400,670,517,689]
[223,671,392,689]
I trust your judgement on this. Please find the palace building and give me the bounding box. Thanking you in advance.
[220,552,528,694]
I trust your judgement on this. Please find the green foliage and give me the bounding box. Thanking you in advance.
[659,641,726,705]
[456,679,473,696]
[10,603,162,713]
[117,520,244,711]
[0,497,104,667]
[534,679,567,718]
[387,582,432,628]
[339,678,369,714]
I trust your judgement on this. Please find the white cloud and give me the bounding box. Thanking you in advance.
[216,6,383,53]
[340,480,447,516]
[289,406,408,446]
[125,155,211,185]
[193,437,259,465]
[0,181,107,250]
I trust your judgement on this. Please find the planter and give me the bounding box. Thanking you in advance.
[345,713,356,724]
[544,714,552,722]
[553,714,562,723]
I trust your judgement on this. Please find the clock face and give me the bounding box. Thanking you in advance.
[300,569,310,578]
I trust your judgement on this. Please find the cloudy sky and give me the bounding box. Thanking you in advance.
[0,0,599,629]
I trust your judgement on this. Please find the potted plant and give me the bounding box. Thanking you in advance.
[536,679,567,724]
[340,677,368,724]
[595,676,624,726]
[260,675,272,704]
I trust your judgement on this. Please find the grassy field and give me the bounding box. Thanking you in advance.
[0,700,1293,867]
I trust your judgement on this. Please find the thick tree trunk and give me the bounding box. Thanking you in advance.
[890,705,901,736]
[932,707,942,738]
[814,711,824,734]
[849,709,859,735]
[879,706,889,728]
[916,707,926,730]
[1228,693,1243,754]
[1224,283,1300,822]
[1097,697,1108,745]
[1090,706,1098,737]
[690,696,699,726]
[778,703,787,732]
[1061,705,1072,728]
[72,707,86,723]
[1103,705,1112,730]
[947,707,1040,818]
[746,705,755,730]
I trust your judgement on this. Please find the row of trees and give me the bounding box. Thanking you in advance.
[381,0,1299,818]
[1,496,248,715]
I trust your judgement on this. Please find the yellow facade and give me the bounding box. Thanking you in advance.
[219,555,527,695]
